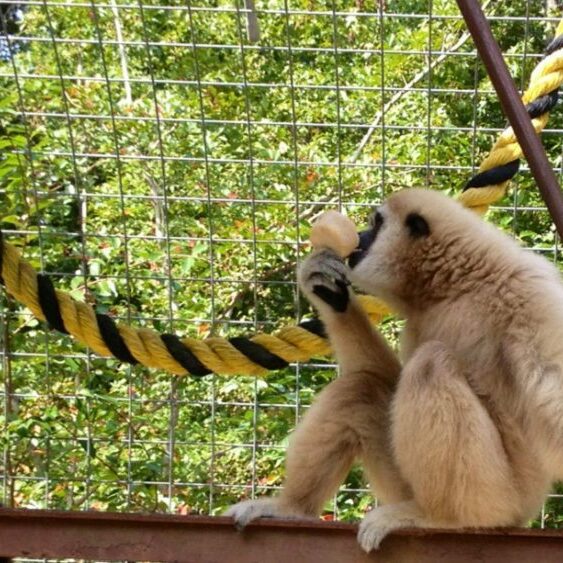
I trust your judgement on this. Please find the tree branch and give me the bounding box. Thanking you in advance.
[349,0,492,164]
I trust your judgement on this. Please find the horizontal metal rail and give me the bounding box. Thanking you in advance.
[1,509,563,562]
[0,1,560,21]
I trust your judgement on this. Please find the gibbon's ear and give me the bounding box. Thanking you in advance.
[405,212,430,238]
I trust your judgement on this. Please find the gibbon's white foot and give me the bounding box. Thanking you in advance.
[225,498,308,529]
[357,501,429,552]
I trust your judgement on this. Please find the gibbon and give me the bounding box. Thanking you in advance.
[226,188,563,551]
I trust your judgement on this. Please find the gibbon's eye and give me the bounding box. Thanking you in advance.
[405,212,430,238]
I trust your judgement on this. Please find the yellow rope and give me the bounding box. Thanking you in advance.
[1,19,562,377]
[0,238,388,376]
[457,19,563,212]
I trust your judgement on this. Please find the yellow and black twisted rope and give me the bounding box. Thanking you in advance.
[0,231,388,376]
[1,20,562,377]
[458,19,563,214]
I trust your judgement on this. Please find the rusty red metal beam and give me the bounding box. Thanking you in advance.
[0,508,563,562]
[455,0,563,237]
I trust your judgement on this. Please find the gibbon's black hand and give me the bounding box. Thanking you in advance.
[299,248,351,313]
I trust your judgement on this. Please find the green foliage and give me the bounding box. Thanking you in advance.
[0,0,562,526]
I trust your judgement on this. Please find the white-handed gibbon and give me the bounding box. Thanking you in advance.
[227,188,563,551]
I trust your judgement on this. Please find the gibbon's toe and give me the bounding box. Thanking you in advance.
[358,502,428,552]
[357,515,388,552]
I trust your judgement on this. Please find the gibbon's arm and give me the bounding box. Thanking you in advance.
[226,249,407,526]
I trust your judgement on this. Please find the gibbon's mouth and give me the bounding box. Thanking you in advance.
[348,209,384,269]
[348,229,375,269]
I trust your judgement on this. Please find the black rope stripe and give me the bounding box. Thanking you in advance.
[464,33,562,193]
[464,160,520,190]
[161,333,212,377]
[526,89,559,119]
[299,318,327,339]
[95,313,138,365]
[37,274,68,334]
[1,231,69,335]
[229,337,289,370]
[545,33,563,57]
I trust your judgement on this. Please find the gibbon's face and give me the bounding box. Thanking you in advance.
[348,189,467,306]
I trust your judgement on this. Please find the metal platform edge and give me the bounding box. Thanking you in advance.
[1,508,563,562]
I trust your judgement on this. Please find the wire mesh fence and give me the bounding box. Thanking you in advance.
[1,0,562,532]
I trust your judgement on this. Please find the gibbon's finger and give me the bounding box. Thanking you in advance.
[305,270,347,294]
[307,262,349,285]
[305,249,350,281]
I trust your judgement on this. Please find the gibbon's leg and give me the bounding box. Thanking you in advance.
[226,249,408,528]
[358,341,521,552]
[227,372,409,528]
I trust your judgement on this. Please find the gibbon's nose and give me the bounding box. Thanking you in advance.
[348,230,374,269]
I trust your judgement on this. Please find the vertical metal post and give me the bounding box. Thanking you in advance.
[244,0,261,43]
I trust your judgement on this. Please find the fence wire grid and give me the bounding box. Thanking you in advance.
[1,0,563,534]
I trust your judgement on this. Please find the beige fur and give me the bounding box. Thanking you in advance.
[226,189,563,551]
